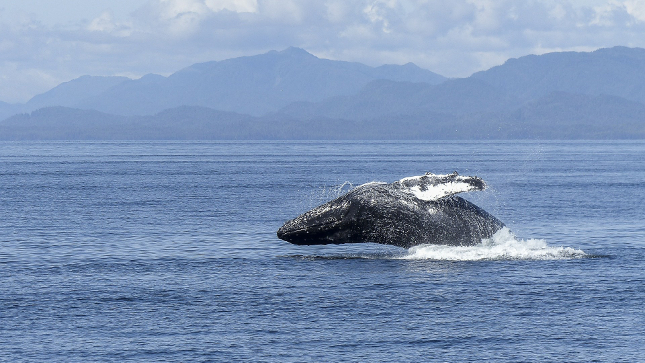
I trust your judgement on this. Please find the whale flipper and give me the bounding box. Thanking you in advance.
[392,172,486,201]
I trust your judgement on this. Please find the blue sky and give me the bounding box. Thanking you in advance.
[2,0,645,103]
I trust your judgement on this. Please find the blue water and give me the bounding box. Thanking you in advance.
[1,141,644,362]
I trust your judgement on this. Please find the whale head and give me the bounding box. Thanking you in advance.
[276,188,368,245]
[277,182,427,246]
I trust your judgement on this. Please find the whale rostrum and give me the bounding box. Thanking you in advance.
[277,172,505,248]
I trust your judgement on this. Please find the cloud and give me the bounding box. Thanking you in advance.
[205,0,258,13]
[88,11,116,32]
[624,0,645,21]
[3,0,645,103]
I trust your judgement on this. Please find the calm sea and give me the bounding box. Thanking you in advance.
[1,141,644,362]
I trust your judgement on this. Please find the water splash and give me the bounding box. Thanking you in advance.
[307,181,355,206]
[400,228,586,261]
[328,181,355,198]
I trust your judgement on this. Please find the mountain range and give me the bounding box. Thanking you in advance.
[0,47,444,120]
[2,46,645,139]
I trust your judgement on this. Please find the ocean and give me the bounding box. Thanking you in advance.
[1,141,644,362]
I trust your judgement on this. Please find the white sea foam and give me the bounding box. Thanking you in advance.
[400,228,586,261]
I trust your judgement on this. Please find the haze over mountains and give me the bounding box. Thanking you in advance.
[2,46,645,139]
[1,47,444,120]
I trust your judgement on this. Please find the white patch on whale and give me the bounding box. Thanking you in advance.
[395,172,485,201]
[405,180,479,201]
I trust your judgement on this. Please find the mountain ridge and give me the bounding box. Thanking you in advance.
[0,47,445,120]
[2,46,645,139]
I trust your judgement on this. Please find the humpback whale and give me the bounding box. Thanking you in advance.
[277,172,505,248]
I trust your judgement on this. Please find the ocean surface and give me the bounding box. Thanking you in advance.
[1,141,644,362]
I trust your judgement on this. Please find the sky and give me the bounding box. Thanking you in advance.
[2,0,645,103]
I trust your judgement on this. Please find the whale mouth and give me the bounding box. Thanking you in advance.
[277,219,344,245]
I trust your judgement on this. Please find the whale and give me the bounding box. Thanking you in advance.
[277,172,505,248]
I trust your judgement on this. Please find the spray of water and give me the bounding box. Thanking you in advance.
[305,181,355,207]
[400,227,586,261]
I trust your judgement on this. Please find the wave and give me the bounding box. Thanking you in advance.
[400,227,586,261]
